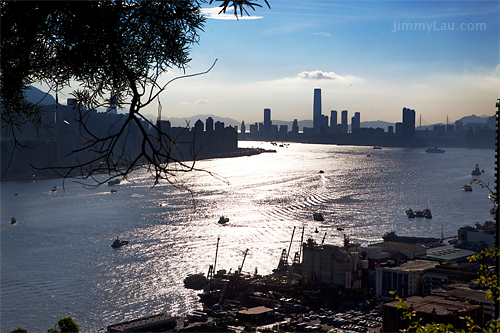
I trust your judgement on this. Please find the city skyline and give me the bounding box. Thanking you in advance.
[34,1,499,125]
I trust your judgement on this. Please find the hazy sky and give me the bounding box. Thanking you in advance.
[50,0,500,125]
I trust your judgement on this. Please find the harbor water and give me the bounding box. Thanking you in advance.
[0,142,495,332]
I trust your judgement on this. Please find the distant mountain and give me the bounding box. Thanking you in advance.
[25,86,57,105]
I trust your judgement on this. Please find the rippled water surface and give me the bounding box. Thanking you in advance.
[1,142,495,332]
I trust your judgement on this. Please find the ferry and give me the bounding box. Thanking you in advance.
[111,238,128,248]
[471,164,482,176]
[218,216,229,224]
[425,147,445,153]
[462,185,473,192]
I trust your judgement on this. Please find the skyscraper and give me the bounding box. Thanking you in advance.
[206,116,214,132]
[313,88,321,119]
[263,108,272,135]
[351,112,360,132]
[330,110,337,128]
[402,107,415,145]
[341,110,348,133]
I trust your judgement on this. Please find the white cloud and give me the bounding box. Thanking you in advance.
[313,32,333,38]
[180,99,209,106]
[200,7,263,20]
[297,70,358,82]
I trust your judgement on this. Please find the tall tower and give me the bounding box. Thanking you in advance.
[263,108,272,135]
[341,110,348,133]
[313,88,321,119]
[351,112,360,131]
[313,88,321,130]
[402,107,416,146]
[330,110,337,128]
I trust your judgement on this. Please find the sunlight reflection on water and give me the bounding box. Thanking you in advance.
[1,142,495,332]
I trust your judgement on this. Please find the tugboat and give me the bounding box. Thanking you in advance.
[425,147,445,153]
[462,185,473,192]
[405,208,415,218]
[423,208,432,219]
[184,273,207,290]
[218,216,229,224]
[313,213,324,221]
[471,164,482,176]
[111,237,128,248]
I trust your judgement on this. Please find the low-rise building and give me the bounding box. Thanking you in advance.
[375,260,437,299]
[302,237,362,289]
[382,295,484,332]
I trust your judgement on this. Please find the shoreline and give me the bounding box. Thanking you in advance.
[0,147,271,183]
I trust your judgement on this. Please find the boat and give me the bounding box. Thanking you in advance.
[423,208,432,219]
[184,273,207,290]
[313,213,324,221]
[111,189,118,193]
[471,164,482,176]
[337,227,344,231]
[425,147,445,153]
[319,170,324,174]
[10,217,17,224]
[111,238,128,248]
[314,227,319,233]
[491,206,498,215]
[414,210,424,218]
[383,231,440,245]
[405,208,415,218]
[462,185,473,192]
[373,146,382,149]
[108,179,120,186]
[218,216,229,224]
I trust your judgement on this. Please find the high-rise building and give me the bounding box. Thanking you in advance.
[206,116,214,132]
[330,110,337,128]
[402,107,415,145]
[341,110,348,133]
[263,108,272,135]
[313,88,322,119]
[292,119,299,134]
[240,120,246,134]
[351,112,360,132]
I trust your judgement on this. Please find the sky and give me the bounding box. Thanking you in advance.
[44,0,500,126]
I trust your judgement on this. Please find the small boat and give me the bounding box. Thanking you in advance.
[51,187,57,192]
[111,238,128,248]
[366,154,371,157]
[184,273,207,290]
[10,217,17,224]
[471,164,482,176]
[462,185,473,192]
[337,227,344,231]
[218,216,229,224]
[111,189,118,193]
[415,210,424,218]
[319,170,324,174]
[405,208,415,218]
[373,146,382,149]
[425,147,445,153]
[313,213,324,221]
[423,208,432,219]
[314,227,319,233]
[108,179,120,186]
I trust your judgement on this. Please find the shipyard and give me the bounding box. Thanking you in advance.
[106,220,495,332]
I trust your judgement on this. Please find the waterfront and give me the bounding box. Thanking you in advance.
[0,142,495,332]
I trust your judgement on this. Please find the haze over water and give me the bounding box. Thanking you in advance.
[1,142,495,332]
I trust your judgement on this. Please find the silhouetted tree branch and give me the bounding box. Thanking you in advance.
[1,1,270,187]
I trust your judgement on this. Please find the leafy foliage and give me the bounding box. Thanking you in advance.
[47,317,79,333]
[1,1,270,187]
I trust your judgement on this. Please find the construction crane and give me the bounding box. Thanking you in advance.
[321,232,327,245]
